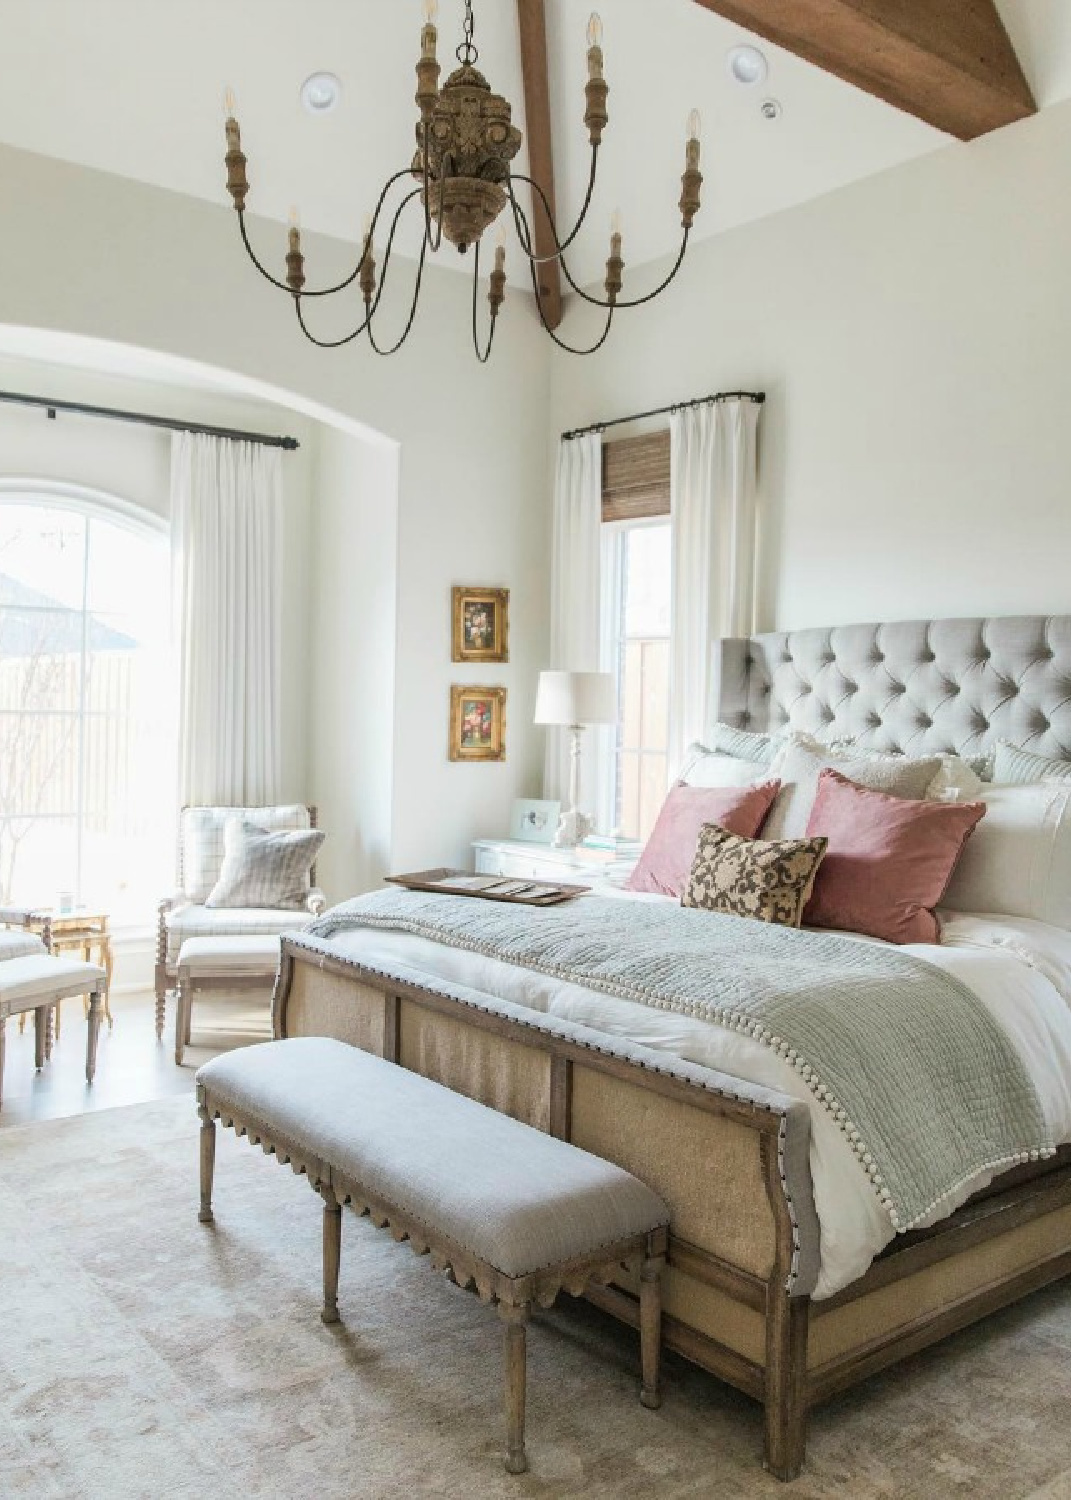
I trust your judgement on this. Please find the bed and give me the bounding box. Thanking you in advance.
[273,614,1071,1480]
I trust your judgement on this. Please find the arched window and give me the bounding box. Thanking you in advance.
[0,484,173,920]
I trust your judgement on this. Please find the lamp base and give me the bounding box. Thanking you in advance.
[553,807,595,849]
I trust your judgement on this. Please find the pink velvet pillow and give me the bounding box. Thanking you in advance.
[627,780,781,897]
[804,768,986,944]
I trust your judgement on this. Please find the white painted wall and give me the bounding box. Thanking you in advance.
[309,424,399,900]
[0,141,554,881]
[549,98,1071,633]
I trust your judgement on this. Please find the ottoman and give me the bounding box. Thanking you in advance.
[174,935,282,1066]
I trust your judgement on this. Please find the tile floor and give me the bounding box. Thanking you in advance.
[0,988,271,1127]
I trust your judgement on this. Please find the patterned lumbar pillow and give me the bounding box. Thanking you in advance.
[205,819,325,909]
[681,823,828,928]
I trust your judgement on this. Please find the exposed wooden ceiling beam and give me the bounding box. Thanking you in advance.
[516,0,563,329]
[692,0,1036,141]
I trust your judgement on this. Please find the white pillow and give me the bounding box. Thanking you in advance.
[818,735,983,801]
[763,737,943,841]
[677,742,774,789]
[940,783,1071,929]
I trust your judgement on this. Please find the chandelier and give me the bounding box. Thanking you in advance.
[222,0,704,360]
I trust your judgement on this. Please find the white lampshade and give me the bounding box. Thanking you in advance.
[533,670,616,727]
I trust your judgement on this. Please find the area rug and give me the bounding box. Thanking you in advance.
[3,1099,1071,1499]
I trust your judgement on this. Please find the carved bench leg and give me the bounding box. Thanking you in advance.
[85,991,102,1085]
[500,1302,530,1475]
[321,1185,342,1325]
[198,1104,216,1224]
[640,1245,665,1410]
[34,1005,47,1071]
[155,980,167,1042]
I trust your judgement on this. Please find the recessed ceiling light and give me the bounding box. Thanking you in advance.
[301,72,342,115]
[727,45,768,87]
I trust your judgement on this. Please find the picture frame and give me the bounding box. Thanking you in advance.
[452,586,509,663]
[449,685,507,762]
[509,797,561,845]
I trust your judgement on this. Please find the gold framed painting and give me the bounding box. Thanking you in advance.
[449,685,507,762]
[452,586,509,663]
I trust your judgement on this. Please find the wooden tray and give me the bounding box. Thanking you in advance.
[384,867,589,906]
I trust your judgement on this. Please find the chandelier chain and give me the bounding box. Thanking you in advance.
[456,0,478,66]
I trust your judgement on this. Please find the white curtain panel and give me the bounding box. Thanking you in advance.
[668,399,760,775]
[171,432,283,807]
[544,432,603,803]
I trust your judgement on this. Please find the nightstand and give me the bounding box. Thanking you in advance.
[472,838,626,882]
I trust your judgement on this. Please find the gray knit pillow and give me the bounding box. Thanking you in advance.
[204,820,325,910]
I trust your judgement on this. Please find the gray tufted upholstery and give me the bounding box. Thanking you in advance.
[710,616,1071,763]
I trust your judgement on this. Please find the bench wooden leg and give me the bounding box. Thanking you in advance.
[198,1104,216,1223]
[155,983,167,1042]
[85,991,102,1085]
[321,1185,342,1324]
[640,1245,665,1410]
[34,1005,47,1071]
[499,1302,530,1475]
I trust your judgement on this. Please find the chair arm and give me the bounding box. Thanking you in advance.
[305,887,328,917]
[157,892,189,919]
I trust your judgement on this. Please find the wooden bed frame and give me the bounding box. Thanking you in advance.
[273,937,1071,1480]
[276,614,1071,1476]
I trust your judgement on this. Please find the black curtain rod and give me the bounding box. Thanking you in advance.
[0,388,300,451]
[561,389,765,442]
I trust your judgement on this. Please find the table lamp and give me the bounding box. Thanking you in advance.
[534,670,616,848]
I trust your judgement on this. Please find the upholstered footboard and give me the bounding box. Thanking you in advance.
[274,935,1071,1481]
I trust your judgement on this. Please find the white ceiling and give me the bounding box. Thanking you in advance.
[0,0,1068,286]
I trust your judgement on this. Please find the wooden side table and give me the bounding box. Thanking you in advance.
[0,907,114,1037]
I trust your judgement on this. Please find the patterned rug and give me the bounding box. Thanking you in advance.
[2,1096,1071,1499]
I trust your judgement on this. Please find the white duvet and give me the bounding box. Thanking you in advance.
[317,898,1071,1299]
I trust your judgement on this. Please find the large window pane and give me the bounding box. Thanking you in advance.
[0,500,172,919]
[611,522,672,841]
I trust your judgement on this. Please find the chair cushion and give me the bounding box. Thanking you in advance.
[178,935,281,977]
[165,905,313,963]
[205,821,325,910]
[180,805,312,903]
[0,931,47,962]
[197,1038,669,1279]
[0,954,106,1014]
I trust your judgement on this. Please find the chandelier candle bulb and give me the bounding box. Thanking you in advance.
[679,120,703,230]
[488,240,507,317]
[285,217,305,294]
[359,225,377,306]
[415,2,441,119]
[223,105,248,213]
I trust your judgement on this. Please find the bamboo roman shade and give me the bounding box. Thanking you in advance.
[601,430,671,522]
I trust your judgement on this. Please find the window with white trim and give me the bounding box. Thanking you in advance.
[0,495,174,920]
[600,429,672,842]
[605,519,671,840]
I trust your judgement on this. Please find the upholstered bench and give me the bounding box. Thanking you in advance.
[174,935,282,1065]
[196,1037,670,1475]
[0,955,106,1109]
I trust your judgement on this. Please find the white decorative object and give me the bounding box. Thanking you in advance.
[508,798,561,845]
[534,670,616,847]
[668,398,760,775]
[171,432,283,806]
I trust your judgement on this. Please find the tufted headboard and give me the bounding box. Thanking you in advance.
[709,615,1071,762]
